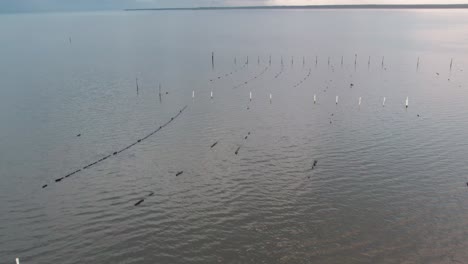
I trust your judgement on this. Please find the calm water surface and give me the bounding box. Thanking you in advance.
[1,9,468,264]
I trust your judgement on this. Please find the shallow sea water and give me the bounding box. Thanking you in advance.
[1,9,468,264]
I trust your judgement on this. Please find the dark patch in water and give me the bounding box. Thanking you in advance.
[235,146,241,155]
[134,199,144,206]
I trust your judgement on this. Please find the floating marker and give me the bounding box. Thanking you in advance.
[249,91,252,101]
[192,90,195,98]
[247,56,249,64]
[314,94,316,104]
[368,56,371,67]
[258,56,260,65]
[269,55,271,65]
[315,55,318,66]
[405,97,409,108]
[354,54,357,66]
[450,58,453,71]
[210,90,213,99]
[417,57,420,70]
[291,56,294,66]
[234,56,237,65]
[269,93,272,103]
[303,56,305,67]
[16,258,19,264]
[336,96,339,104]
[341,56,343,67]
[383,97,386,106]
[328,56,330,67]
[281,56,283,65]
[358,97,362,106]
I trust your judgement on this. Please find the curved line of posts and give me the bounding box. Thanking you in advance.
[233,65,269,89]
[274,64,284,79]
[292,68,312,88]
[210,62,248,83]
[42,105,188,189]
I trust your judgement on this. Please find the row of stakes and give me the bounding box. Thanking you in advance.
[211,52,456,71]
[191,90,409,108]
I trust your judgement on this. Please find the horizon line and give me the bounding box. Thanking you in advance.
[125,4,468,11]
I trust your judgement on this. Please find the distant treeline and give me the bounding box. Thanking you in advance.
[125,4,468,11]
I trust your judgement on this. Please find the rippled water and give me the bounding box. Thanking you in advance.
[1,9,468,264]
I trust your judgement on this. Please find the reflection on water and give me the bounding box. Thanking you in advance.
[1,9,468,264]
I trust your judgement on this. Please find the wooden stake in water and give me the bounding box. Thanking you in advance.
[281,56,283,66]
[354,54,357,67]
[381,56,385,68]
[69,37,72,44]
[269,55,271,66]
[258,56,260,65]
[269,93,272,103]
[212,52,214,70]
[383,97,386,106]
[450,58,453,71]
[417,57,420,70]
[303,56,305,67]
[249,91,252,101]
[336,96,339,104]
[291,56,294,66]
[368,56,371,68]
[192,90,195,98]
[314,94,316,104]
[328,56,330,67]
[341,56,343,67]
[136,78,139,95]
[234,56,237,65]
[358,97,362,106]
[247,56,249,65]
[211,90,213,99]
[405,97,409,108]
[315,56,318,66]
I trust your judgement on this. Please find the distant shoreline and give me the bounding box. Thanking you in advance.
[125,4,468,11]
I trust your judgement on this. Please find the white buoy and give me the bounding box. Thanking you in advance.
[192,90,195,98]
[16,258,19,264]
[405,97,409,108]
[249,91,252,101]
[383,97,386,106]
[358,97,362,106]
[336,96,339,104]
[314,94,316,104]
[210,90,213,99]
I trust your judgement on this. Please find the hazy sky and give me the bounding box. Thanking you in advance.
[1,0,467,12]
